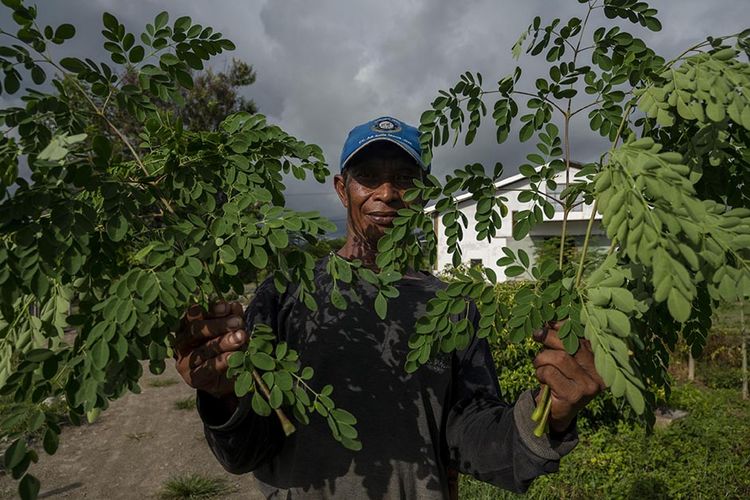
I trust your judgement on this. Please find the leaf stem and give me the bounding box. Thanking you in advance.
[531,384,550,422]
[569,99,603,118]
[607,236,618,256]
[558,211,570,269]
[574,102,634,288]
[533,391,553,437]
[252,369,296,436]
[549,30,578,52]
[558,105,571,269]
[206,265,295,436]
[513,91,567,116]
[573,199,599,288]
[558,0,594,271]
[0,29,21,42]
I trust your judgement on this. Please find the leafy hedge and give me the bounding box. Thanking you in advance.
[460,383,750,499]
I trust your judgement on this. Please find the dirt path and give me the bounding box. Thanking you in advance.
[0,364,264,499]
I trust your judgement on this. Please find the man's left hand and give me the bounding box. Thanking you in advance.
[532,321,606,433]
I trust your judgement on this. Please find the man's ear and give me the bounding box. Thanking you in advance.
[334,174,349,208]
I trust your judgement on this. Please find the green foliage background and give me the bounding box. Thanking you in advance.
[459,384,750,499]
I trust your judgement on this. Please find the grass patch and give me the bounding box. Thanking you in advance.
[459,383,750,499]
[125,431,154,441]
[157,473,235,499]
[148,377,179,388]
[174,396,196,411]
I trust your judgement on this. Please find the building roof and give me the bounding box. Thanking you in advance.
[424,161,584,214]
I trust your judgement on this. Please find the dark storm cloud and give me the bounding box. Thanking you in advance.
[2,0,747,229]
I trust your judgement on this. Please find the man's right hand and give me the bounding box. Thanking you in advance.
[174,301,247,402]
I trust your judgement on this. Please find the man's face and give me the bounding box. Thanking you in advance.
[334,149,422,246]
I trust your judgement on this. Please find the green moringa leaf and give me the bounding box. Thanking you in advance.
[251,392,271,417]
[234,371,253,397]
[606,309,631,337]
[155,11,169,29]
[268,230,289,249]
[42,428,59,455]
[332,408,357,425]
[250,352,276,371]
[667,288,691,323]
[4,440,26,470]
[54,23,75,40]
[330,288,347,310]
[625,383,645,415]
[106,215,129,242]
[504,266,525,278]
[374,293,387,320]
[269,386,283,409]
[18,474,40,500]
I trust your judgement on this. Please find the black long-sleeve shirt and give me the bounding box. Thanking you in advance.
[197,258,577,499]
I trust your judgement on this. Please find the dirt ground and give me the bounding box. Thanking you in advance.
[0,363,265,499]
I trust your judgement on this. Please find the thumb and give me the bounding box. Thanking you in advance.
[532,322,566,351]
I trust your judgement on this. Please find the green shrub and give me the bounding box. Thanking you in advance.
[700,365,743,389]
[459,383,750,499]
[486,282,536,402]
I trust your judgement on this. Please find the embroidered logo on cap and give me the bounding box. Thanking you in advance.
[371,118,401,133]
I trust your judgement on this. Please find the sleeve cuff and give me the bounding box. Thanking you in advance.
[196,391,253,432]
[512,390,579,461]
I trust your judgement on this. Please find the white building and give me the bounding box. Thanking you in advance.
[425,163,608,279]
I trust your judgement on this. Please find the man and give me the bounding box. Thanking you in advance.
[175,116,605,499]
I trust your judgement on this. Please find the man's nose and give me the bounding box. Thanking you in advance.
[373,180,400,203]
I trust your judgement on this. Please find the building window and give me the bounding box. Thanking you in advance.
[548,183,582,213]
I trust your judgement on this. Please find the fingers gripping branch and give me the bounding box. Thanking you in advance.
[531,322,605,435]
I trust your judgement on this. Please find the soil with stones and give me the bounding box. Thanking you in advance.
[0,363,264,499]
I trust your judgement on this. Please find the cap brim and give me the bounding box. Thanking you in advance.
[341,137,428,172]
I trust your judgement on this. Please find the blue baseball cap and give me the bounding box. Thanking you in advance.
[339,116,430,173]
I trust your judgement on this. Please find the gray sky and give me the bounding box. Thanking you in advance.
[2,1,747,232]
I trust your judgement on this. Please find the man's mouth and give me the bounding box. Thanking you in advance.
[366,211,398,225]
